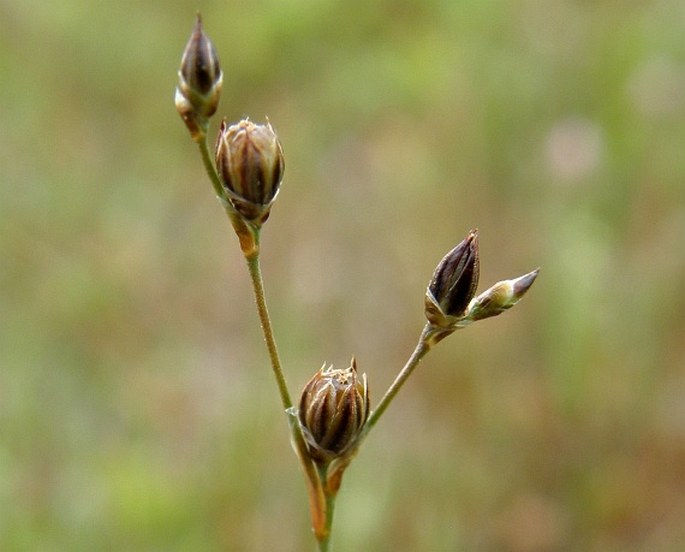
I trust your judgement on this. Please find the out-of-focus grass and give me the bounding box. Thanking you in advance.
[1,0,684,550]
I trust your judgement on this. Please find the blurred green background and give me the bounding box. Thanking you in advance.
[2,0,685,550]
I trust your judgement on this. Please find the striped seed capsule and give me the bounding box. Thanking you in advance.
[175,14,223,137]
[215,118,284,225]
[298,359,369,463]
[425,229,480,328]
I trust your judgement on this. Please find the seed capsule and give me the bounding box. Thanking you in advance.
[298,359,369,463]
[215,119,285,225]
[175,14,223,136]
[425,229,480,328]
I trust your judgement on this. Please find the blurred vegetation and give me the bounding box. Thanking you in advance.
[2,0,685,550]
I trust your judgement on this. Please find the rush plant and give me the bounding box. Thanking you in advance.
[174,15,538,551]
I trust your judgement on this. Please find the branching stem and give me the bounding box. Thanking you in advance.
[245,250,330,544]
[195,125,328,545]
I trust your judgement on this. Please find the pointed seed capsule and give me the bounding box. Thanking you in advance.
[425,229,480,328]
[175,14,223,136]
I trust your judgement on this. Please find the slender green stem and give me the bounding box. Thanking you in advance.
[195,127,288,403]
[315,464,338,552]
[244,246,330,541]
[195,127,226,201]
[320,494,336,552]
[197,128,259,256]
[243,233,328,542]
[245,252,293,411]
[359,323,434,440]
[191,120,328,547]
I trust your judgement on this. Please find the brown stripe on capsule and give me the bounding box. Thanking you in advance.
[427,229,480,319]
[176,14,222,119]
[298,359,369,462]
[215,119,285,224]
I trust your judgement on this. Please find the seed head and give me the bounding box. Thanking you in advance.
[425,229,480,328]
[175,14,223,136]
[298,359,370,464]
[215,118,285,225]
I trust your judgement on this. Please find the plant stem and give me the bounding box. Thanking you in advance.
[244,252,292,411]
[359,323,434,439]
[197,128,260,257]
[193,121,328,548]
[195,126,291,406]
[195,127,226,201]
[197,124,291,408]
[315,464,338,552]
[243,241,328,543]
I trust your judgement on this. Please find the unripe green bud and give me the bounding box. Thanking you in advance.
[425,229,480,328]
[175,14,223,137]
[215,118,285,225]
[465,268,539,322]
[298,359,369,464]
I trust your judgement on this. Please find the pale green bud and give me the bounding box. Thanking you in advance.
[463,268,539,323]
